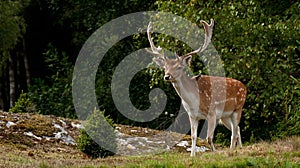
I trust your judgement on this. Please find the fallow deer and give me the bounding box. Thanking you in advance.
[147,19,247,156]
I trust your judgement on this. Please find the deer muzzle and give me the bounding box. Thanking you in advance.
[164,74,172,81]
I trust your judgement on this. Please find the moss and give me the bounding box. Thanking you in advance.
[2,116,17,123]
[11,115,60,137]
[30,115,59,137]
[3,133,34,147]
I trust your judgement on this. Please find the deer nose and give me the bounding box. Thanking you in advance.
[164,74,171,81]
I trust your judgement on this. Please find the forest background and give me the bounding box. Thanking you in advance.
[0,0,299,143]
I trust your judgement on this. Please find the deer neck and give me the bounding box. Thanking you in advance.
[171,73,199,103]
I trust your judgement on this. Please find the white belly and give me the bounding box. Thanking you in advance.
[216,109,233,119]
[182,100,206,120]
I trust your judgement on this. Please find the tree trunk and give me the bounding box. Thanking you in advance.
[0,53,8,110]
[0,79,3,110]
[23,39,30,88]
[9,52,16,108]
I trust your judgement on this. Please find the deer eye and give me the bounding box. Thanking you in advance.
[176,66,183,70]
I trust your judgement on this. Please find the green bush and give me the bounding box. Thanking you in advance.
[28,44,75,118]
[277,76,300,138]
[9,92,35,113]
[77,129,116,158]
[77,109,117,158]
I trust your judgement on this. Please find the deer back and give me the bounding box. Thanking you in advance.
[195,75,247,116]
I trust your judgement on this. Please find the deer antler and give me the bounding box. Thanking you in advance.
[147,22,166,60]
[181,19,214,58]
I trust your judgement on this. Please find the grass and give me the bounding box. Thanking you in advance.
[0,136,299,168]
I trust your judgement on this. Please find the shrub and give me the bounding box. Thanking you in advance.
[77,109,117,158]
[9,92,35,113]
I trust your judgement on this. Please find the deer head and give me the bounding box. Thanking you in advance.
[147,19,214,82]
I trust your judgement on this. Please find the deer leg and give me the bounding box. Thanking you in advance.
[206,113,216,151]
[230,126,237,148]
[221,117,241,149]
[230,112,241,149]
[189,116,199,157]
[220,117,232,131]
[237,126,242,148]
[221,117,237,148]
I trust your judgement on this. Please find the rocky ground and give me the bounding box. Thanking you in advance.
[0,110,210,158]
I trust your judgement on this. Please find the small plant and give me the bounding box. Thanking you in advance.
[215,132,230,147]
[77,109,117,158]
[9,92,35,113]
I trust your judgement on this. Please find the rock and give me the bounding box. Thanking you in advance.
[6,121,16,128]
[177,140,189,147]
[126,144,136,150]
[28,150,34,157]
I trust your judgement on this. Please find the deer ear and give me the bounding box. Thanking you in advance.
[153,58,165,67]
[183,55,192,66]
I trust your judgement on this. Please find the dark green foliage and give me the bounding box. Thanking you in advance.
[278,77,300,137]
[0,0,26,53]
[0,0,27,99]
[28,44,75,118]
[9,92,35,113]
[77,109,117,158]
[43,0,156,56]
